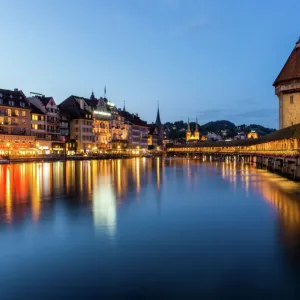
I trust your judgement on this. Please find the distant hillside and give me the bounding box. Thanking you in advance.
[164,120,276,140]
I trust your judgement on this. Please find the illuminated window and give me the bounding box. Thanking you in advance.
[15,110,19,116]
[32,114,38,120]
[7,109,11,116]
[31,124,38,130]
[290,95,294,104]
[0,117,3,124]
[8,118,11,125]
[22,111,26,117]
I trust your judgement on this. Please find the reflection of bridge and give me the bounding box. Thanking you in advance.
[167,124,300,180]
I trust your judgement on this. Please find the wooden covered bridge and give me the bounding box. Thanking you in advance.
[167,124,300,180]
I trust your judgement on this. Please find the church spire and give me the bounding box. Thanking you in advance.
[155,103,162,127]
[123,100,126,111]
[195,117,199,132]
[187,118,191,132]
[90,90,96,101]
[104,85,107,99]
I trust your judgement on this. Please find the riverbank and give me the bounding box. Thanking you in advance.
[0,153,164,164]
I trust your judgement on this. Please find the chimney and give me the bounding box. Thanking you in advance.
[14,88,18,92]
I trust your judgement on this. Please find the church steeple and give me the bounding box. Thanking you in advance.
[187,118,191,132]
[90,90,96,101]
[123,100,126,111]
[195,117,199,132]
[155,104,162,127]
[186,118,191,142]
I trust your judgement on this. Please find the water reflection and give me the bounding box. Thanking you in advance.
[2,159,300,298]
[220,161,300,267]
[0,159,164,231]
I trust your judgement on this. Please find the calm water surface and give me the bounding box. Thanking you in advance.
[1,158,300,299]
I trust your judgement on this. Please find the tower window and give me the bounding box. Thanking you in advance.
[290,95,294,104]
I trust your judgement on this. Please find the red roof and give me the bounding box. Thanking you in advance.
[273,40,300,86]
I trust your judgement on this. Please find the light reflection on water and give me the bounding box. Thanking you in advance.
[1,158,300,298]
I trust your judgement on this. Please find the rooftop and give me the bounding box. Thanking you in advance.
[273,39,300,86]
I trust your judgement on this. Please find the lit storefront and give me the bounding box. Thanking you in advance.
[65,139,77,155]
[51,142,66,155]
[0,135,36,156]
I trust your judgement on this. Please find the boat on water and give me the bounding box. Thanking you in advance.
[0,159,10,165]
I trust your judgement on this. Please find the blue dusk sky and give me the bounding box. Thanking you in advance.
[1,0,300,128]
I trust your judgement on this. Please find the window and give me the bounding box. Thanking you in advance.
[31,124,38,130]
[290,95,294,104]
[0,117,3,124]
[9,100,15,106]
[32,114,38,120]
[20,102,25,108]
[8,118,11,125]
[7,109,11,116]
[22,111,26,117]
[15,110,19,116]
[0,99,3,105]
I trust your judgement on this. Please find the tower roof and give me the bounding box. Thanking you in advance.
[187,118,190,131]
[155,106,162,127]
[273,38,300,86]
[195,117,199,132]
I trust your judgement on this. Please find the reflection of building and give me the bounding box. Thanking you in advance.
[274,38,300,129]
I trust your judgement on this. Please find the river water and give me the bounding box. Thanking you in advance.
[1,158,300,299]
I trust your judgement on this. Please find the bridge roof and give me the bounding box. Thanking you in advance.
[170,124,300,148]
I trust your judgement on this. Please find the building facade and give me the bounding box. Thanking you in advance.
[28,95,61,141]
[59,96,95,152]
[30,102,46,140]
[0,88,31,136]
[274,38,300,129]
[186,118,200,143]
[91,97,111,150]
